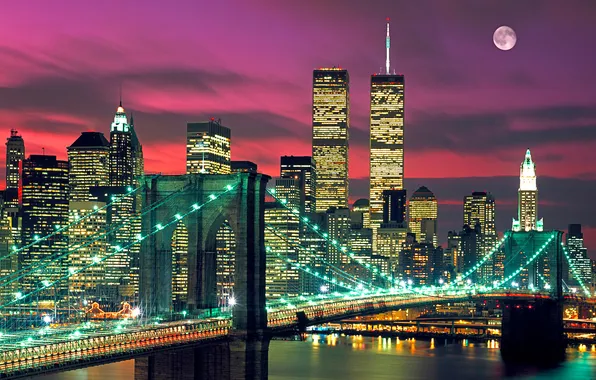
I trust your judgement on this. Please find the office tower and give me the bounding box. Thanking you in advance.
[463,191,497,280]
[264,180,301,298]
[408,186,438,246]
[187,119,231,175]
[325,207,351,265]
[444,231,462,277]
[68,201,107,302]
[312,68,349,212]
[460,224,482,284]
[5,130,25,206]
[566,224,591,288]
[216,222,236,306]
[108,102,143,301]
[20,155,69,297]
[430,246,445,284]
[370,20,405,250]
[398,233,432,285]
[171,221,189,311]
[231,161,257,173]
[300,212,327,295]
[512,149,543,232]
[5,129,24,190]
[351,199,370,229]
[280,156,317,214]
[67,132,110,201]
[377,223,407,273]
[0,195,16,303]
[383,189,406,224]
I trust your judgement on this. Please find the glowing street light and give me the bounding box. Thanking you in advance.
[229,296,237,306]
[320,285,329,293]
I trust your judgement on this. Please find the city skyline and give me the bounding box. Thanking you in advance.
[0,0,594,253]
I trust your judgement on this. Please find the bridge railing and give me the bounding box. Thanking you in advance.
[0,319,230,376]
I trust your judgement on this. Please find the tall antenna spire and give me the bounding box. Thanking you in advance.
[119,82,123,107]
[385,17,391,75]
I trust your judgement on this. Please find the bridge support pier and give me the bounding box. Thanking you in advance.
[500,298,565,365]
[135,335,270,380]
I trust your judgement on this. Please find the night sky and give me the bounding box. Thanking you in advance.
[1,0,595,255]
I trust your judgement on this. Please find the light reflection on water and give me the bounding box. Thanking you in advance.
[34,334,596,380]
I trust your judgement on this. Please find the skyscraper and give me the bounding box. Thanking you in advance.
[463,191,497,280]
[20,155,69,297]
[312,68,349,212]
[566,224,591,288]
[512,149,543,232]
[280,156,316,214]
[5,129,24,191]
[67,132,110,201]
[264,178,301,298]
[68,201,107,301]
[109,102,134,187]
[186,119,231,174]
[369,20,405,249]
[107,101,143,301]
[408,186,438,246]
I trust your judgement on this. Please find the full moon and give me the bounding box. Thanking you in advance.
[493,26,517,51]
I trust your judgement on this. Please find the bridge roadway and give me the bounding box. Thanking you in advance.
[0,290,587,379]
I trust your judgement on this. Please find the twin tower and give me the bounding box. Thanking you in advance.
[312,20,404,249]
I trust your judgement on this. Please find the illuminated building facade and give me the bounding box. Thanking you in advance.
[20,155,69,298]
[398,233,432,285]
[513,149,543,232]
[566,224,591,288]
[408,186,438,246]
[68,201,107,302]
[108,102,144,301]
[377,222,407,273]
[187,120,231,175]
[67,132,110,201]
[325,207,351,265]
[280,156,316,214]
[265,181,301,299]
[215,222,236,306]
[312,68,349,212]
[0,204,16,303]
[463,191,497,281]
[5,130,24,206]
[369,74,405,249]
[171,222,189,311]
[5,129,24,191]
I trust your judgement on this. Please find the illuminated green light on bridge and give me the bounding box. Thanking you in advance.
[280,199,287,204]
[313,225,318,230]
[33,235,40,240]
[41,280,51,287]
[209,194,217,200]
[192,203,200,210]
[175,213,182,220]
[93,256,101,263]
[14,292,22,299]
[269,188,276,194]
[155,224,163,230]
[127,186,133,192]
[226,185,233,191]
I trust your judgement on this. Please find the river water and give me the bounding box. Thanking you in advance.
[34,335,596,379]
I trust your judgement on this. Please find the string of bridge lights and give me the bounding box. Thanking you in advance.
[0,180,189,288]
[5,182,239,310]
[562,243,592,296]
[264,223,380,290]
[0,177,158,264]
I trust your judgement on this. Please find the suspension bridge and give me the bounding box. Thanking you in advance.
[0,173,593,379]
